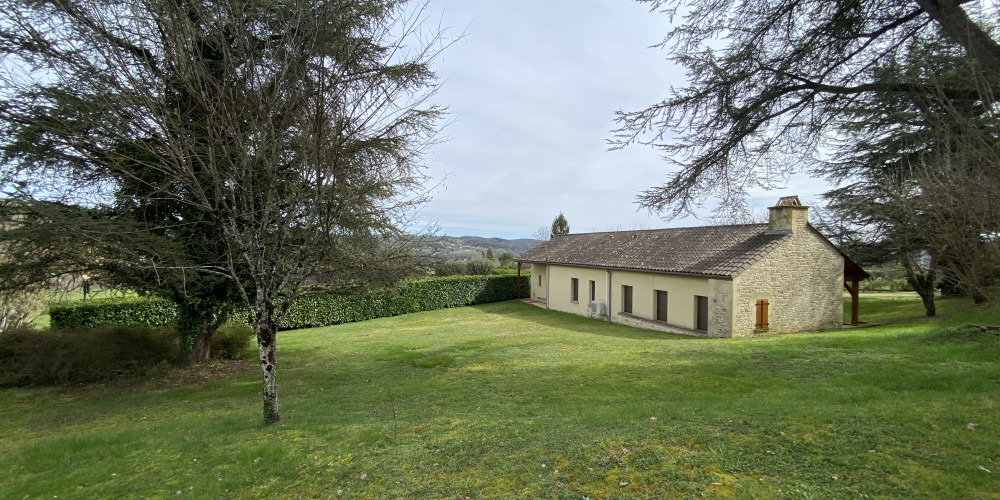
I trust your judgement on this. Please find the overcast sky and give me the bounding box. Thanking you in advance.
[417,0,828,239]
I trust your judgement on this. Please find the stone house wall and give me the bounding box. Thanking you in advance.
[731,226,844,336]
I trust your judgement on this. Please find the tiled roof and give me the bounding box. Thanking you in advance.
[516,224,791,278]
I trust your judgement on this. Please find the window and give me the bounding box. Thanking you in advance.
[538,275,542,287]
[695,295,709,331]
[589,280,596,302]
[571,278,579,302]
[622,285,634,314]
[755,299,769,331]
[655,290,669,322]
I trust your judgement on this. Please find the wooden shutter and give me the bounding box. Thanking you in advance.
[755,299,769,330]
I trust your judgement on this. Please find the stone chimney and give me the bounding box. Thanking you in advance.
[768,196,809,235]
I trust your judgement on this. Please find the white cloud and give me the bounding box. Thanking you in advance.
[419,0,826,239]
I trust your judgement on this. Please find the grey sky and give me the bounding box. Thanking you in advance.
[418,0,828,239]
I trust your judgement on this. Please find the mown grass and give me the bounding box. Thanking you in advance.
[2,294,998,499]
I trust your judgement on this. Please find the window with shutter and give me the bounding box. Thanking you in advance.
[755,299,769,331]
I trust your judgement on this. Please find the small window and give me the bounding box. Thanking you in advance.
[538,275,542,287]
[571,278,579,302]
[623,285,633,314]
[755,299,769,331]
[695,295,709,331]
[655,290,668,322]
[589,280,596,302]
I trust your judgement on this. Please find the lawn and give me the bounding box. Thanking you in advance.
[1,294,998,499]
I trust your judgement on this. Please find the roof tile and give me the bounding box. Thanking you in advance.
[517,224,790,278]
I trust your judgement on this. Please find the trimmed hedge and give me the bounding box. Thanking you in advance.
[50,297,178,329]
[282,274,531,329]
[48,274,532,331]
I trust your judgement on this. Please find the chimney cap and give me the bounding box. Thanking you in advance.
[775,195,802,206]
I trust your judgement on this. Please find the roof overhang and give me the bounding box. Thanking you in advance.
[515,260,735,280]
[845,258,870,281]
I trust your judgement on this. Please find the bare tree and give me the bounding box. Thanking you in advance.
[612,0,1000,219]
[0,0,449,424]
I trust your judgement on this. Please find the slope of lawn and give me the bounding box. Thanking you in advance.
[1,294,998,499]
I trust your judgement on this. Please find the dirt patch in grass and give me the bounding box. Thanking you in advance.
[50,358,256,396]
[149,358,256,387]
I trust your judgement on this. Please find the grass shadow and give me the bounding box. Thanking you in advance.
[477,300,705,341]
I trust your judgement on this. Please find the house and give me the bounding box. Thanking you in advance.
[515,197,868,337]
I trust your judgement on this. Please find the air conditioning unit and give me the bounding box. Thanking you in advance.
[589,301,606,315]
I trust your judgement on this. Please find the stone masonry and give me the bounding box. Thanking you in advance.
[731,208,844,336]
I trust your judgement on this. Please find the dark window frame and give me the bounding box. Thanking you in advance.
[623,285,634,314]
[695,295,709,331]
[655,290,669,322]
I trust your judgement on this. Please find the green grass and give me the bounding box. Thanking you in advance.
[2,294,998,499]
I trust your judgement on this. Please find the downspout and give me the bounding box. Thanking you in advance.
[545,264,550,310]
[606,269,612,322]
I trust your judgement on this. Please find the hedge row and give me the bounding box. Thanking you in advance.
[50,297,178,329]
[282,274,531,329]
[49,274,532,330]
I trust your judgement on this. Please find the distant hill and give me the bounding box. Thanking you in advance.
[423,236,540,261]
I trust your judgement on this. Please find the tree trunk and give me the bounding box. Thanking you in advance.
[191,331,212,363]
[255,299,280,425]
[901,253,936,317]
[914,0,1000,74]
[176,299,228,364]
[176,304,200,365]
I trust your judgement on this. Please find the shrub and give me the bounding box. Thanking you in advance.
[50,297,177,329]
[0,290,46,332]
[211,323,255,359]
[498,252,514,267]
[433,260,467,277]
[0,325,179,386]
[465,257,497,275]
